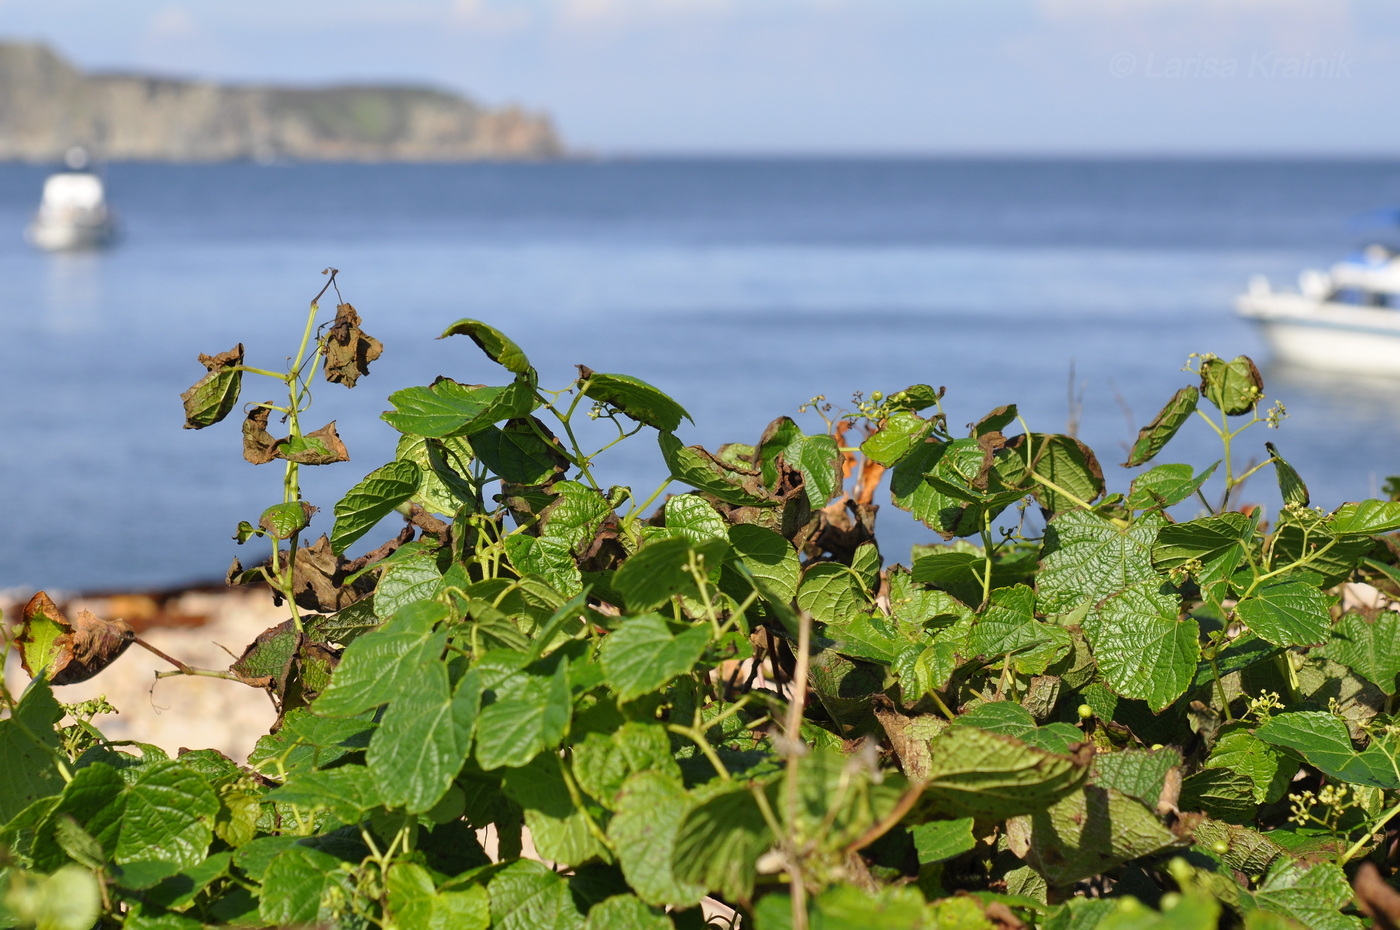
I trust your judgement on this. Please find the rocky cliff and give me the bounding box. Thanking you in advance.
[0,42,564,162]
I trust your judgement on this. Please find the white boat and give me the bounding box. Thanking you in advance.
[25,147,117,251]
[1236,243,1400,376]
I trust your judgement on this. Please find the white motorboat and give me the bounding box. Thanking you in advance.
[1236,244,1400,376]
[25,147,117,251]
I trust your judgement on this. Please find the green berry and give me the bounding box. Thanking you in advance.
[1077,703,1094,720]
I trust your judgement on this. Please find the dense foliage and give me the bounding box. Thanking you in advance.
[6,273,1400,929]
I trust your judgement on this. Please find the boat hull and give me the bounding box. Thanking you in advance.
[1237,293,1400,376]
[25,217,115,251]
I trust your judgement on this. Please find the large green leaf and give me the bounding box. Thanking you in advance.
[609,771,706,908]
[797,562,870,626]
[383,379,536,438]
[613,537,729,612]
[367,671,481,813]
[658,431,773,507]
[1204,726,1295,805]
[501,754,609,866]
[572,723,681,808]
[671,782,775,902]
[888,437,985,538]
[952,701,1081,755]
[1008,433,1105,513]
[583,895,674,930]
[1199,355,1264,416]
[474,659,572,770]
[487,859,586,930]
[1328,499,1400,537]
[313,603,448,717]
[758,418,842,507]
[919,725,1092,819]
[260,844,343,928]
[1037,510,1165,615]
[372,552,445,620]
[1084,579,1197,712]
[1124,386,1200,467]
[1251,861,1363,930]
[1126,461,1219,511]
[503,535,583,596]
[1233,576,1332,648]
[580,368,691,432]
[0,681,66,824]
[538,480,615,553]
[329,459,421,554]
[1327,612,1400,695]
[1007,786,1178,886]
[396,433,475,515]
[721,523,801,607]
[439,318,533,374]
[862,410,933,467]
[1254,711,1400,789]
[39,761,219,872]
[470,417,569,485]
[386,861,490,930]
[599,613,711,702]
[910,817,977,865]
[969,584,1071,676]
[661,494,727,543]
[1151,512,1254,588]
[265,767,383,823]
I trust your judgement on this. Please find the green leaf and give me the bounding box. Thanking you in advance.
[1126,461,1219,511]
[584,895,674,930]
[672,782,775,902]
[1124,386,1200,467]
[580,369,691,432]
[911,817,977,865]
[862,410,933,467]
[1204,727,1295,805]
[0,681,66,823]
[0,864,102,930]
[1252,861,1363,930]
[265,766,383,822]
[658,431,774,507]
[487,859,586,930]
[1037,510,1165,615]
[722,524,801,605]
[1178,767,1258,823]
[1265,442,1309,508]
[970,585,1071,676]
[383,379,536,438]
[573,723,681,808]
[1084,579,1198,712]
[539,480,615,552]
[372,552,445,620]
[1254,711,1400,789]
[259,844,342,928]
[1093,749,1179,807]
[329,459,421,554]
[755,422,842,508]
[368,671,481,813]
[474,659,572,770]
[920,725,1092,819]
[387,861,491,930]
[797,562,870,626]
[396,433,476,515]
[502,754,609,866]
[954,701,1081,755]
[661,495,725,543]
[258,501,313,540]
[40,761,219,872]
[439,318,533,374]
[609,771,706,908]
[1151,512,1254,588]
[1199,355,1264,416]
[503,535,584,597]
[1327,612,1400,695]
[613,536,729,612]
[313,603,448,717]
[180,344,243,429]
[1009,433,1105,514]
[1329,499,1400,537]
[1233,576,1332,647]
[1008,786,1178,886]
[599,613,711,702]
[470,417,569,485]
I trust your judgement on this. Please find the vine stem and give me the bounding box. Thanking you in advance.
[781,609,813,930]
[1341,798,1400,864]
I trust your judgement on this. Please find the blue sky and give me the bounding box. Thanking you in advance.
[4,0,1400,155]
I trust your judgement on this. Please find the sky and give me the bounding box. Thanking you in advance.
[4,0,1400,155]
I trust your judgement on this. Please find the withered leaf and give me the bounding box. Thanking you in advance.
[18,591,135,685]
[242,405,279,465]
[243,407,350,467]
[231,620,300,695]
[323,303,383,387]
[181,344,245,429]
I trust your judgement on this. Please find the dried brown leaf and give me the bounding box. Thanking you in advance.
[323,303,383,387]
[19,592,136,685]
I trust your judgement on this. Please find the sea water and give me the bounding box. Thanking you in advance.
[2,157,1400,591]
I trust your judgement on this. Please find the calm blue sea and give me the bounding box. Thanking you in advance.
[3,158,1400,591]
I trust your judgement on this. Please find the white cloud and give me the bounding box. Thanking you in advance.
[147,5,199,40]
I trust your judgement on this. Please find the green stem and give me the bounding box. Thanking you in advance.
[1341,798,1400,864]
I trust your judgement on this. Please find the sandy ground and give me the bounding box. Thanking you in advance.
[2,584,287,763]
